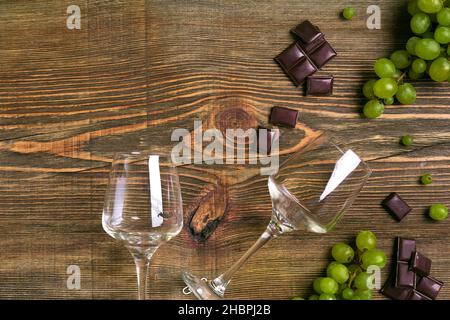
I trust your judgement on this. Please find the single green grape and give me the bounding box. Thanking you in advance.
[406,36,421,55]
[362,79,378,99]
[342,287,355,300]
[415,38,441,60]
[361,249,387,269]
[384,97,395,105]
[390,50,412,69]
[313,277,323,294]
[356,230,377,251]
[374,58,397,78]
[396,83,417,105]
[319,277,339,295]
[435,26,450,44]
[429,57,450,82]
[354,272,373,290]
[326,263,350,284]
[373,78,398,99]
[429,204,449,221]
[410,12,431,34]
[408,69,423,80]
[355,289,373,300]
[437,7,450,26]
[343,7,356,20]
[292,297,304,300]
[308,294,320,300]
[420,174,433,185]
[408,0,422,16]
[401,135,414,146]
[418,0,443,14]
[331,243,355,263]
[363,100,385,119]
[319,293,336,300]
[412,58,427,73]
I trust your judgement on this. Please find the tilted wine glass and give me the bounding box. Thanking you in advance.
[182,133,371,299]
[102,152,183,300]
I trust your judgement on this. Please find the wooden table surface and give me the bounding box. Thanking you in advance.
[0,0,449,300]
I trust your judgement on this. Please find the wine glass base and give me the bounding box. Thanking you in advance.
[181,271,223,300]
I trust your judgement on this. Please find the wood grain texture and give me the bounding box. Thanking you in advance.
[0,0,449,299]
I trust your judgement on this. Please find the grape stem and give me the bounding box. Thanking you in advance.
[396,71,407,84]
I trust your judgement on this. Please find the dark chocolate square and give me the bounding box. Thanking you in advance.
[409,290,432,300]
[416,276,443,300]
[289,58,318,85]
[381,276,413,300]
[275,43,305,71]
[382,193,412,221]
[306,76,334,95]
[308,41,337,69]
[291,20,323,44]
[269,107,298,128]
[299,36,326,55]
[397,237,416,262]
[410,251,432,277]
[396,261,416,288]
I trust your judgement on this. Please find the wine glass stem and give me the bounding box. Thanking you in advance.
[211,220,279,297]
[128,246,157,300]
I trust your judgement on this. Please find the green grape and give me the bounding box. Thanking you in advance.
[415,38,441,60]
[406,36,421,55]
[319,277,339,294]
[384,97,395,105]
[422,30,435,39]
[342,287,355,300]
[319,293,336,300]
[326,263,350,284]
[354,272,373,290]
[292,297,304,300]
[437,8,450,26]
[408,69,423,79]
[313,277,323,294]
[361,249,387,269]
[410,12,431,34]
[308,294,320,300]
[429,204,449,221]
[435,26,450,44]
[356,230,377,251]
[363,100,385,119]
[408,0,423,16]
[401,135,414,146]
[420,173,433,185]
[392,69,403,79]
[362,79,378,99]
[429,57,450,81]
[390,50,412,69]
[374,58,397,78]
[373,78,398,99]
[343,7,356,20]
[355,289,373,300]
[418,0,443,14]
[331,243,355,263]
[412,58,427,73]
[396,83,417,104]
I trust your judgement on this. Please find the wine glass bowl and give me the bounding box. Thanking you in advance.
[102,152,183,299]
[182,133,371,299]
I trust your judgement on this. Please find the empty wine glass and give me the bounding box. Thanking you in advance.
[182,133,371,299]
[102,152,183,300]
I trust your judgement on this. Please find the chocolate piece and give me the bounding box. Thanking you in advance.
[258,127,279,154]
[269,107,298,128]
[307,41,337,69]
[300,36,326,54]
[382,193,412,221]
[382,277,413,300]
[409,290,432,300]
[275,43,318,86]
[410,252,432,277]
[306,76,334,95]
[291,20,323,44]
[396,261,416,288]
[416,276,443,299]
[397,237,416,262]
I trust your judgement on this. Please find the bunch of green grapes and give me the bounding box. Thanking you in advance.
[293,231,387,300]
[362,0,450,119]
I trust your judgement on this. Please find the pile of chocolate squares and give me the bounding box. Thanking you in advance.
[382,237,444,300]
[275,20,337,95]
